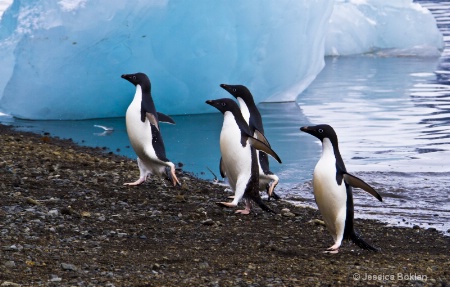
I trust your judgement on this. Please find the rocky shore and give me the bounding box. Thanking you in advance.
[0,124,448,286]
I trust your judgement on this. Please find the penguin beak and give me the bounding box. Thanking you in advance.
[206,100,216,110]
[206,100,219,108]
[300,126,310,132]
[206,99,228,114]
[121,74,131,83]
[121,74,135,86]
[220,84,231,93]
[300,126,314,136]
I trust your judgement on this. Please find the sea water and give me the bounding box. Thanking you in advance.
[1,1,449,235]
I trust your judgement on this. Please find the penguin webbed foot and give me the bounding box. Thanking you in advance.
[172,179,182,187]
[265,182,280,201]
[217,198,275,214]
[323,248,340,254]
[234,199,252,215]
[216,201,237,208]
[235,208,251,215]
[217,200,253,215]
[267,191,281,201]
[165,166,181,187]
[323,243,340,254]
[123,177,146,186]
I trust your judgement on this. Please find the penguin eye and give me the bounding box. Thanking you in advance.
[221,102,226,107]
[132,76,136,80]
[233,88,237,92]
[318,129,324,133]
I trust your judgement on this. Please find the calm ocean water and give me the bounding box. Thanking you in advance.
[1,1,449,235]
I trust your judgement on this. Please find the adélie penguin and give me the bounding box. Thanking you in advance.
[121,72,180,186]
[206,98,282,214]
[300,124,382,253]
[220,84,281,201]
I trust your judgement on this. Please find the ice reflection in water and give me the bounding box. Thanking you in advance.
[290,0,450,234]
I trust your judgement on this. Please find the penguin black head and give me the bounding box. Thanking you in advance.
[300,124,338,143]
[205,98,241,115]
[121,72,151,92]
[220,84,255,104]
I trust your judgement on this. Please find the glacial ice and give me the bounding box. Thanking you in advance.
[326,0,444,56]
[0,0,443,120]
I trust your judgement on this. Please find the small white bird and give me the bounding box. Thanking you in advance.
[94,125,114,131]
[93,125,114,136]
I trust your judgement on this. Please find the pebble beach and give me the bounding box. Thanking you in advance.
[0,124,449,286]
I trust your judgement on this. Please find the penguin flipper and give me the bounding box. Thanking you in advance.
[254,128,270,147]
[248,137,282,164]
[146,112,160,131]
[157,112,176,125]
[350,231,379,252]
[344,174,382,202]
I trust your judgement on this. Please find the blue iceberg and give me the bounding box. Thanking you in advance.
[0,0,443,120]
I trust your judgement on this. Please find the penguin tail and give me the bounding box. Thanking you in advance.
[252,196,276,214]
[350,231,379,252]
[268,191,281,201]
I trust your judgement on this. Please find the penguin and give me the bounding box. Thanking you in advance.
[206,98,282,214]
[220,84,280,200]
[121,72,180,186]
[300,124,382,253]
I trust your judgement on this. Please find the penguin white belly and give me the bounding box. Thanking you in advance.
[219,112,252,194]
[237,98,250,123]
[313,145,347,240]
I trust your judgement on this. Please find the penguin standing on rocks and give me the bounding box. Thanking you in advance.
[206,98,282,214]
[220,84,281,201]
[300,124,382,253]
[121,72,180,186]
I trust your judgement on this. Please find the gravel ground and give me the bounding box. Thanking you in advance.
[0,124,449,286]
